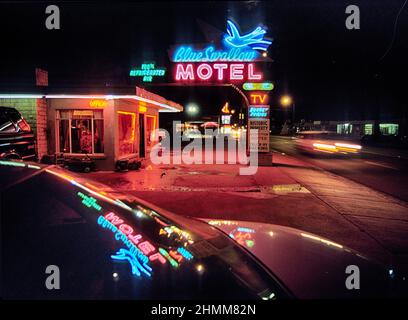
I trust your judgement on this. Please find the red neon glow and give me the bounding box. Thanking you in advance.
[214,63,228,80]
[197,64,212,80]
[175,64,195,80]
[230,64,244,80]
[149,252,167,264]
[174,63,263,82]
[138,241,156,255]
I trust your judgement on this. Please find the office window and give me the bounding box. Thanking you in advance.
[56,110,104,154]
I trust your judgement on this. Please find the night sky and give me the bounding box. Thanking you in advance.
[0,0,407,122]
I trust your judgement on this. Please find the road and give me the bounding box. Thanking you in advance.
[270,135,408,203]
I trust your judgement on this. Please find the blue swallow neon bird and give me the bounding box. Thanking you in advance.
[111,248,152,277]
[224,20,272,51]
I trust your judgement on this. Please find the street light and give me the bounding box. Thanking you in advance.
[186,103,199,116]
[280,95,296,132]
[280,95,293,107]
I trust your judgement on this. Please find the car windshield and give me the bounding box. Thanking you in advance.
[1,165,288,299]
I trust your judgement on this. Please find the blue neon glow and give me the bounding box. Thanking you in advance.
[97,215,152,275]
[172,45,257,62]
[224,20,272,52]
[249,106,269,118]
[237,227,255,233]
[177,247,194,260]
[111,248,152,277]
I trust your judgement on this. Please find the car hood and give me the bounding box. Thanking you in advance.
[201,219,394,298]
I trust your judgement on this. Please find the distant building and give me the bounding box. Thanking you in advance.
[299,120,403,139]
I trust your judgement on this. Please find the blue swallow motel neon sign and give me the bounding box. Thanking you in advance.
[224,20,272,51]
[172,46,258,62]
[171,20,272,63]
[111,248,152,277]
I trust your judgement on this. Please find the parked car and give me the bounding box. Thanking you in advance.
[0,160,404,299]
[0,106,36,160]
[295,131,362,156]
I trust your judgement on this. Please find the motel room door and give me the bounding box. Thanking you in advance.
[139,113,145,158]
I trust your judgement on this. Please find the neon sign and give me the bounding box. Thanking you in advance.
[161,225,194,245]
[97,214,165,277]
[97,211,195,277]
[89,99,107,108]
[243,82,274,91]
[177,247,194,260]
[249,106,270,118]
[77,192,102,211]
[159,248,179,268]
[129,63,166,82]
[249,93,269,104]
[172,46,258,63]
[174,63,262,82]
[221,102,230,114]
[229,227,256,248]
[111,248,152,277]
[224,20,272,51]
[171,21,272,63]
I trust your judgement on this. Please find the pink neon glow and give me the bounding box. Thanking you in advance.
[138,241,156,255]
[105,212,124,225]
[248,63,262,80]
[149,252,167,264]
[175,64,195,80]
[119,224,134,235]
[213,63,228,80]
[197,64,212,80]
[230,64,244,80]
[128,233,142,245]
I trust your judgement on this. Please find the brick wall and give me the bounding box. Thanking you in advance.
[0,98,38,132]
[36,98,48,159]
[0,98,48,159]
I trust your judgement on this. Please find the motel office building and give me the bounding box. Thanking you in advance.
[0,87,183,170]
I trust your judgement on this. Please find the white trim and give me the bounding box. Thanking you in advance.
[0,94,44,99]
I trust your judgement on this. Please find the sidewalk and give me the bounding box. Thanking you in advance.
[88,150,408,271]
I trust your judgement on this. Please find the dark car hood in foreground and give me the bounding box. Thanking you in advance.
[202,219,396,298]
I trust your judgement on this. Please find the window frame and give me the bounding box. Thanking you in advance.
[56,109,105,155]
